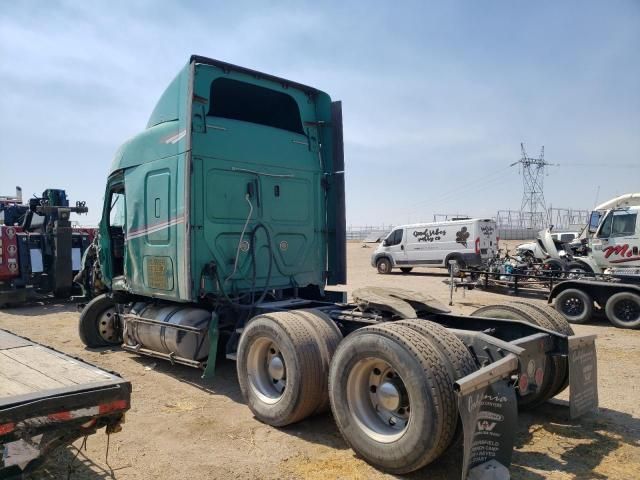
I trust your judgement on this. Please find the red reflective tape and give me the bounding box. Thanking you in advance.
[48,411,72,421]
[99,399,128,414]
[0,422,15,435]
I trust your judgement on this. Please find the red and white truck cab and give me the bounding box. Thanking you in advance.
[586,193,640,273]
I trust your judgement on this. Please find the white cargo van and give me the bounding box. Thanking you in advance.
[371,219,498,274]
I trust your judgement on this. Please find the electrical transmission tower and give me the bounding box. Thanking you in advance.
[510,143,552,229]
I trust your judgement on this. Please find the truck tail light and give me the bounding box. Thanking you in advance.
[0,226,20,279]
[475,237,480,254]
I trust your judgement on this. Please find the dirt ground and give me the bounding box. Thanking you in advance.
[1,242,639,479]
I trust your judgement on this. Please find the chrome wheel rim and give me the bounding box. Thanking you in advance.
[98,306,118,343]
[247,337,286,404]
[346,358,410,443]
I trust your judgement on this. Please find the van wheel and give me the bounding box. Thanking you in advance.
[400,267,413,273]
[376,257,392,274]
[78,294,122,347]
[605,292,640,329]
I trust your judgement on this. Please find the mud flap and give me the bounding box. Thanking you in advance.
[201,313,219,379]
[455,354,519,480]
[568,334,598,418]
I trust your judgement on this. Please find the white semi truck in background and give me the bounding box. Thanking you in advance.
[548,193,640,329]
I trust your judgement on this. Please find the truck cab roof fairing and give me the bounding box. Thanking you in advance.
[189,55,319,97]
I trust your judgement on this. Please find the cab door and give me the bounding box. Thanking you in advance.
[591,209,640,267]
[383,228,407,265]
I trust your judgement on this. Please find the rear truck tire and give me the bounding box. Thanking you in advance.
[400,267,413,273]
[554,288,593,324]
[470,303,564,407]
[509,300,573,392]
[236,312,325,427]
[328,323,457,474]
[78,294,121,347]
[395,319,477,381]
[510,300,575,336]
[296,309,343,413]
[605,292,640,329]
[376,257,392,274]
[395,319,477,446]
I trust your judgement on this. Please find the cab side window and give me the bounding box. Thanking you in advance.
[387,229,403,246]
[109,192,126,228]
[599,211,637,238]
[611,212,637,237]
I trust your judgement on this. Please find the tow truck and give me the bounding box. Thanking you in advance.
[0,187,94,307]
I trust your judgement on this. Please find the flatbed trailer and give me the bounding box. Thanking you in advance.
[0,329,130,477]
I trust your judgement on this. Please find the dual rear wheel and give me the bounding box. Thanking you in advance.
[554,288,640,329]
[236,312,476,474]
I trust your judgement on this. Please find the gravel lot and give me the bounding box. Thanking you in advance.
[1,242,638,479]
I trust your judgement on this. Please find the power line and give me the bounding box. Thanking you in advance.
[406,165,513,212]
[560,162,640,169]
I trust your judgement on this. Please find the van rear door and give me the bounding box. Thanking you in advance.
[477,220,497,259]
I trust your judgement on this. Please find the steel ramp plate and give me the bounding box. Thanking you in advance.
[352,287,451,318]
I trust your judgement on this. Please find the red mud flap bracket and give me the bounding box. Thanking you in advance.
[454,354,518,480]
[568,334,598,419]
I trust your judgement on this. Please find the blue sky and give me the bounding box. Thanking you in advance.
[1,1,638,226]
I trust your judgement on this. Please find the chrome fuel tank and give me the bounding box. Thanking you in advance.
[124,304,211,361]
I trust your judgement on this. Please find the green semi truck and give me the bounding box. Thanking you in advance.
[77,55,598,477]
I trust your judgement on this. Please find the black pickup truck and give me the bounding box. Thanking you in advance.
[0,329,130,477]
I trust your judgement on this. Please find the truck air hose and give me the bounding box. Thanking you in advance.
[205,222,275,308]
[248,222,274,306]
